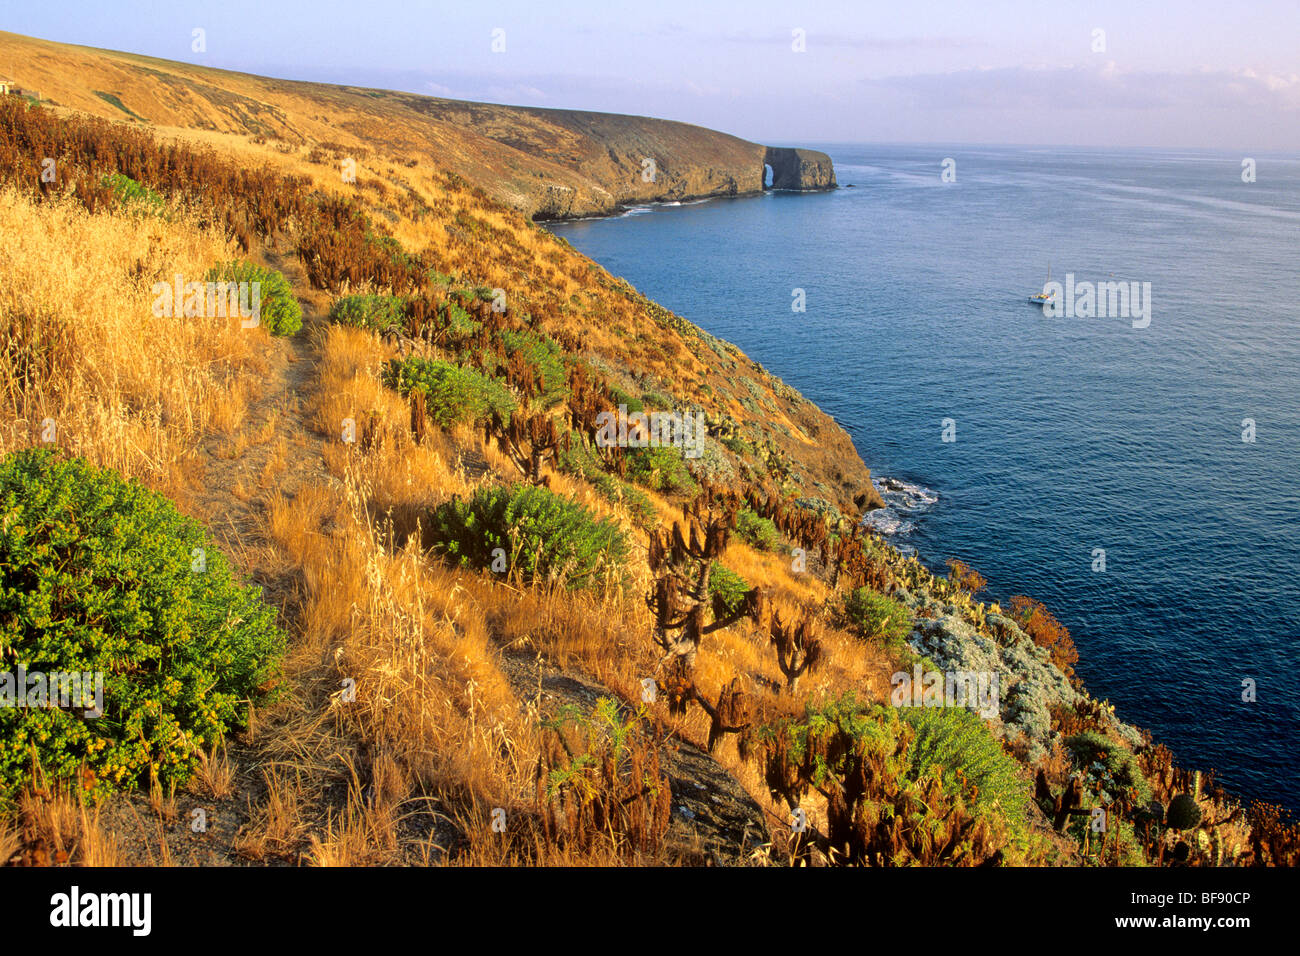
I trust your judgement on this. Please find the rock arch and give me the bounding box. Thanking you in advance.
[762,147,836,191]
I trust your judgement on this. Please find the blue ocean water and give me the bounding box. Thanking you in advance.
[549,144,1300,811]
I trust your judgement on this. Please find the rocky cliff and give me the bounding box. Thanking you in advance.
[764,146,837,190]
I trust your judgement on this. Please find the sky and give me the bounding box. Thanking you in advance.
[5,0,1299,149]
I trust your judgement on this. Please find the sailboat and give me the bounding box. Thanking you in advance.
[1028,263,1055,307]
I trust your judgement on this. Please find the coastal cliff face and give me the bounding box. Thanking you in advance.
[483,106,770,219]
[764,146,837,190]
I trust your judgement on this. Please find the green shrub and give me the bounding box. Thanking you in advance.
[102,173,164,213]
[204,260,302,336]
[735,508,779,551]
[426,484,628,590]
[383,357,515,426]
[498,330,567,407]
[625,445,698,496]
[721,434,753,456]
[899,706,1033,842]
[1065,731,1151,805]
[708,563,750,619]
[607,387,644,414]
[328,293,404,334]
[444,300,478,338]
[0,449,285,800]
[843,588,912,648]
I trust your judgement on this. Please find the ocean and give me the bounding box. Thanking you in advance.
[547,143,1300,811]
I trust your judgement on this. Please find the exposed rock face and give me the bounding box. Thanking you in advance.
[763,147,837,191]
[496,652,769,863]
[893,591,1144,766]
[414,103,772,220]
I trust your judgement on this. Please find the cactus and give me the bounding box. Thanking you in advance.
[645,488,760,751]
[1167,793,1202,830]
[487,409,569,486]
[1035,770,1092,831]
[767,607,823,694]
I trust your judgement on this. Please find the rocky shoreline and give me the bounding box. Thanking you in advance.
[868,526,1148,771]
[529,146,838,222]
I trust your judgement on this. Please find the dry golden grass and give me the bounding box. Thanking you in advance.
[10,781,124,867]
[233,767,310,862]
[208,376,250,434]
[0,88,907,867]
[0,817,20,866]
[240,457,540,860]
[0,186,259,488]
[188,745,236,801]
[147,776,179,825]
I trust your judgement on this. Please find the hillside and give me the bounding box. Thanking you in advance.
[0,31,1295,868]
[0,30,834,219]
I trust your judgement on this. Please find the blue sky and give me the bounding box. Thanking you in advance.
[6,1,1299,148]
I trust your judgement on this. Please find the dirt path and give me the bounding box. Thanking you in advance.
[91,250,771,865]
[97,248,341,865]
[189,247,334,553]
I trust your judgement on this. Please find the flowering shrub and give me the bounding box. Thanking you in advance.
[0,450,285,799]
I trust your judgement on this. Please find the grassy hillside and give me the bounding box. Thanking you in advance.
[0,30,779,218]
[0,45,1296,867]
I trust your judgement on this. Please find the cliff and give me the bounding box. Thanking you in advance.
[764,146,837,190]
[0,31,835,220]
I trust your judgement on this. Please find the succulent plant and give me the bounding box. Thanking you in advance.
[1167,793,1202,830]
[1137,799,1165,827]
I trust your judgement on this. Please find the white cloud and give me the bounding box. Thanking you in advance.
[869,63,1300,113]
